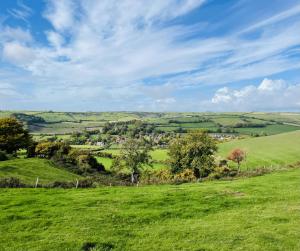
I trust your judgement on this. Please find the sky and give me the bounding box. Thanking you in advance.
[0,0,300,112]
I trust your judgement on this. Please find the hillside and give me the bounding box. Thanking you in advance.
[0,158,81,185]
[218,130,300,169]
[0,168,299,250]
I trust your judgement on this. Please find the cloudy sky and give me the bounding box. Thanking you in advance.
[0,0,300,112]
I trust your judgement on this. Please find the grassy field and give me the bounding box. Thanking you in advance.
[0,168,299,250]
[218,130,300,169]
[0,158,80,185]
[234,124,300,135]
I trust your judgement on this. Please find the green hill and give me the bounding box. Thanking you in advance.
[218,130,300,169]
[0,168,299,250]
[0,158,80,185]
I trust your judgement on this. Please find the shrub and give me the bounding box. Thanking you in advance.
[173,169,196,183]
[78,178,95,188]
[96,152,113,158]
[49,181,74,188]
[0,150,8,161]
[208,166,238,180]
[0,177,25,188]
[68,149,105,174]
[35,142,70,159]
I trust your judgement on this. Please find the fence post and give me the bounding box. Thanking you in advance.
[75,179,79,189]
[35,177,39,188]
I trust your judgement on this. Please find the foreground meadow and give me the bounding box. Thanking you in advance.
[1,168,299,251]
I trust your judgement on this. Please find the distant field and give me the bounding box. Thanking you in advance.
[234,124,300,135]
[1,169,299,250]
[0,158,80,185]
[218,130,300,169]
[2,111,300,136]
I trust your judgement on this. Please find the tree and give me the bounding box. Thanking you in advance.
[111,138,152,184]
[227,148,246,172]
[168,131,217,179]
[0,118,32,154]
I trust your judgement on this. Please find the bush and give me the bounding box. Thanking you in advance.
[208,166,238,180]
[68,149,105,174]
[35,142,70,159]
[97,152,113,158]
[140,169,173,184]
[173,169,196,183]
[0,177,25,188]
[0,150,8,161]
[49,181,74,188]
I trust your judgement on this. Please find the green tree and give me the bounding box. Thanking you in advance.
[112,138,152,184]
[168,131,217,179]
[0,118,32,154]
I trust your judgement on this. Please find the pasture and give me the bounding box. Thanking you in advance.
[218,130,300,169]
[0,158,80,185]
[0,169,299,250]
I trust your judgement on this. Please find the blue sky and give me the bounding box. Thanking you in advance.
[0,0,300,111]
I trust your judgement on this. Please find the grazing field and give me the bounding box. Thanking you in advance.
[0,169,299,250]
[0,158,80,185]
[218,130,300,169]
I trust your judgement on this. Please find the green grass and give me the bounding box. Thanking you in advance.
[0,168,299,250]
[234,124,300,135]
[96,157,113,170]
[0,158,80,185]
[218,130,300,169]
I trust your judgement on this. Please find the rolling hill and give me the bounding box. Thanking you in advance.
[218,130,300,169]
[0,158,81,185]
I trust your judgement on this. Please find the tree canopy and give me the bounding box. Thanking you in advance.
[0,118,32,153]
[111,138,152,184]
[168,131,217,179]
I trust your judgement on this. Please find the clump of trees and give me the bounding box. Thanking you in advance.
[168,131,217,180]
[32,141,105,175]
[0,118,32,154]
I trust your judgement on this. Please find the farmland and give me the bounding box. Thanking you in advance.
[0,168,299,250]
[1,111,300,137]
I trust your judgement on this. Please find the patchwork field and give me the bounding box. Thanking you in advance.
[0,169,299,250]
[2,111,300,136]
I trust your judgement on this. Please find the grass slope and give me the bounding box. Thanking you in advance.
[0,158,80,185]
[0,169,299,250]
[218,130,300,169]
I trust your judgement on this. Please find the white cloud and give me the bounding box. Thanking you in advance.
[44,0,76,31]
[209,78,300,111]
[2,42,35,66]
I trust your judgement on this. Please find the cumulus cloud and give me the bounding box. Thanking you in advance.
[210,78,300,111]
